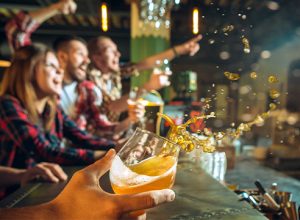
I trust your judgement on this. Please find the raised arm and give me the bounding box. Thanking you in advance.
[5,0,77,52]
[133,35,202,71]
[29,0,76,23]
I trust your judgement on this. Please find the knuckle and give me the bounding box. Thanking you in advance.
[52,164,60,170]
[144,194,157,207]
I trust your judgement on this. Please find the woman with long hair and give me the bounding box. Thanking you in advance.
[0,44,114,169]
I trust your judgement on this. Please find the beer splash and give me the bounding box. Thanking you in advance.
[250,72,258,79]
[222,25,234,35]
[157,112,216,153]
[242,37,251,53]
[230,110,272,139]
[158,107,274,153]
[269,89,280,99]
[224,71,240,80]
[268,75,279,84]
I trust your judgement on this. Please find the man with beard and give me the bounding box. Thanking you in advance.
[53,35,146,139]
[87,35,202,124]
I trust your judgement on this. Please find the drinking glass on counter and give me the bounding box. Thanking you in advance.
[194,150,227,183]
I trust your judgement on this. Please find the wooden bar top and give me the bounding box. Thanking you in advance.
[0,161,267,219]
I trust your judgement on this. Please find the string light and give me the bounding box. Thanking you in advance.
[193,7,199,34]
[138,0,181,29]
[101,2,108,32]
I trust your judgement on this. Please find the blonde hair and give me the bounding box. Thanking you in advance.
[0,44,57,131]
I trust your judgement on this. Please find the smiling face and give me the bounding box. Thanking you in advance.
[34,52,64,97]
[58,40,90,83]
[91,38,121,74]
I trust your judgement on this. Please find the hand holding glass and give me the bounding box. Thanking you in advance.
[110,127,180,195]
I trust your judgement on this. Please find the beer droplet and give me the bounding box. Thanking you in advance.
[269,103,277,110]
[250,72,257,79]
[215,132,225,140]
[238,123,251,132]
[242,37,250,53]
[268,75,278,84]
[269,89,280,99]
[204,128,212,136]
[222,25,234,34]
[224,71,240,80]
[253,115,264,124]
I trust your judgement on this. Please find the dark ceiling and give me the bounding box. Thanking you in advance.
[1,0,300,79]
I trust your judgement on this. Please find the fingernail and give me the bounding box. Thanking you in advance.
[167,191,175,202]
[62,174,68,180]
[106,149,116,158]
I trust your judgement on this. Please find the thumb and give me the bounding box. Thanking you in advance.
[118,189,175,213]
[84,149,116,178]
[191,34,202,43]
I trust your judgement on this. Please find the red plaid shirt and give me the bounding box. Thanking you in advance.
[5,11,39,52]
[0,95,115,169]
[74,81,116,136]
[6,12,117,137]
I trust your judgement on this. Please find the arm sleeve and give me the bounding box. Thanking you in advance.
[0,97,95,165]
[76,81,117,133]
[61,107,115,150]
[5,11,40,51]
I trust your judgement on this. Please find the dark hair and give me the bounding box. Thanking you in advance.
[53,35,87,52]
[87,36,111,57]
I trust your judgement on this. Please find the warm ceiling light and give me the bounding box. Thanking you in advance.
[0,60,10,67]
[193,7,199,34]
[101,2,108,32]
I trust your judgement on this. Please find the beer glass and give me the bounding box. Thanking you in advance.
[109,127,180,215]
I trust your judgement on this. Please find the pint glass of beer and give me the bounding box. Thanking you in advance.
[109,127,180,215]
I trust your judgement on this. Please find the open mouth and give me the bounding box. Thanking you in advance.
[53,78,62,86]
[79,64,88,72]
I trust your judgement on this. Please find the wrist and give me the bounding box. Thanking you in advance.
[9,168,27,185]
[49,2,62,13]
[51,2,68,14]
[172,47,179,58]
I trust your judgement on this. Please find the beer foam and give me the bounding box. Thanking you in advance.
[110,155,156,187]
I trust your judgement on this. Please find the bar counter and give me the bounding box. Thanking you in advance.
[0,160,266,220]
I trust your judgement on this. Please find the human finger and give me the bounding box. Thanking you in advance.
[159,75,170,86]
[34,164,60,183]
[190,34,202,43]
[162,69,172,76]
[152,68,162,75]
[68,1,77,13]
[189,44,200,56]
[117,189,175,213]
[83,149,116,178]
[43,163,68,181]
[121,212,147,220]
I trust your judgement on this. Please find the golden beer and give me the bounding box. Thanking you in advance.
[110,155,177,195]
